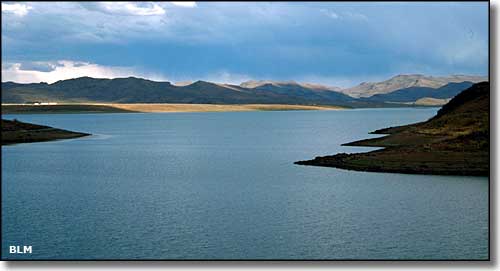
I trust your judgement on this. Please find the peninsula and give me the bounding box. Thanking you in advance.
[2,119,90,145]
[295,82,489,176]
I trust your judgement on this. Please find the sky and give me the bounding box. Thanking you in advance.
[1,1,489,87]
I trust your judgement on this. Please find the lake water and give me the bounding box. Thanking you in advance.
[2,108,488,260]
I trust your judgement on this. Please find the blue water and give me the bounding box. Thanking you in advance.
[1,108,488,260]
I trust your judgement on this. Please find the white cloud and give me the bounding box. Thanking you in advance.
[297,74,391,89]
[1,3,32,17]
[345,11,368,21]
[199,71,253,85]
[84,2,166,16]
[439,38,488,68]
[320,9,368,22]
[320,9,339,19]
[2,60,168,83]
[170,2,197,8]
[169,71,253,85]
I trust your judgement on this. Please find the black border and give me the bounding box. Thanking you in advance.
[0,0,492,262]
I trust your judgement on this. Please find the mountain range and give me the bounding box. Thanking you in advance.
[360,81,475,103]
[341,74,487,98]
[1,74,487,108]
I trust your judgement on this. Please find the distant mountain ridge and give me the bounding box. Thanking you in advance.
[2,77,362,107]
[361,81,475,103]
[239,80,341,92]
[341,74,487,98]
[2,74,487,107]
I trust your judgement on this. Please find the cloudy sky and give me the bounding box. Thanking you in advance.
[1,2,488,87]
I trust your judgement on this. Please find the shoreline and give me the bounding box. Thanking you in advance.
[295,127,489,176]
[295,82,489,177]
[1,103,345,114]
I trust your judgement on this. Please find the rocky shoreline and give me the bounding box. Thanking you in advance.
[2,119,90,145]
[295,82,489,177]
